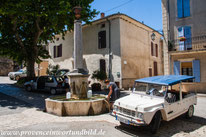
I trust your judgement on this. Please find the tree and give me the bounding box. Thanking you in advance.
[0,0,98,77]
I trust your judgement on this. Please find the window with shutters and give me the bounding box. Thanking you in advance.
[149,68,152,77]
[151,42,154,56]
[178,26,192,51]
[154,61,158,76]
[100,59,106,73]
[53,44,62,58]
[177,0,190,18]
[98,31,106,49]
[155,44,158,57]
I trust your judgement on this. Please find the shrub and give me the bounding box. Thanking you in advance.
[91,70,107,81]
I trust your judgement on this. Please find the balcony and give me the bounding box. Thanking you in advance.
[169,35,206,52]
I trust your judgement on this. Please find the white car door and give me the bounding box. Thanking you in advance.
[164,93,181,120]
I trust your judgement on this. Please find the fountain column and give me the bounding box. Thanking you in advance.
[68,6,89,99]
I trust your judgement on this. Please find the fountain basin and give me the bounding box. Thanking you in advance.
[45,96,109,116]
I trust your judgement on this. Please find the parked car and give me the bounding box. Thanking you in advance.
[24,76,65,95]
[8,69,27,80]
[112,75,197,134]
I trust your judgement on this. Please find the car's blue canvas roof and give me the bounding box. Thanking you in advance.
[135,75,195,86]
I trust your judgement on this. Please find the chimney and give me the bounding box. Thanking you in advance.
[101,13,105,18]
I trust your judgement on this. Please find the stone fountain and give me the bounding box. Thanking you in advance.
[45,6,109,116]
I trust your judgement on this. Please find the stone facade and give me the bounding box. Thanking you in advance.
[48,13,164,89]
[0,57,13,76]
[162,0,206,93]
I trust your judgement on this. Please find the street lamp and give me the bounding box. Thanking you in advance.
[73,6,82,20]
[151,33,156,41]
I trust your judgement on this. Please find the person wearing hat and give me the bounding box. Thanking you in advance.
[104,79,120,110]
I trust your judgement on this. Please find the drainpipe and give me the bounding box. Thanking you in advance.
[107,18,112,81]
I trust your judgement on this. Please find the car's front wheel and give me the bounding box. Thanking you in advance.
[185,105,194,119]
[50,88,57,95]
[25,85,32,92]
[149,111,162,134]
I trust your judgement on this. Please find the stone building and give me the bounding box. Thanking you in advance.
[162,0,206,92]
[48,13,164,89]
[0,57,13,76]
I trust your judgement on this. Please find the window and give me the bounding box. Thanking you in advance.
[154,61,158,76]
[149,68,152,77]
[100,59,106,73]
[98,31,106,49]
[46,76,54,83]
[173,60,200,82]
[155,44,158,57]
[178,26,192,50]
[151,42,154,56]
[101,24,105,28]
[53,44,62,58]
[177,0,190,18]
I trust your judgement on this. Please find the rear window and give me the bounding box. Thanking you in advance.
[55,77,64,82]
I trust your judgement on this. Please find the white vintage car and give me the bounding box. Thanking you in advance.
[113,75,197,134]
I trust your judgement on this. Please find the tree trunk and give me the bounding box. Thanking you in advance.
[26,59,36,78]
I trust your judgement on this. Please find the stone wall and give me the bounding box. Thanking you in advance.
[0,57,13,76]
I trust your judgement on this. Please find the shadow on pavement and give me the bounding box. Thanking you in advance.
[0,84,55,110]
[115,115,205,137]
[0,93,33,109]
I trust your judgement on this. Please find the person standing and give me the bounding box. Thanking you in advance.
[104,80,120,110]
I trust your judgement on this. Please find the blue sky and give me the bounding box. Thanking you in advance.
[91,0,162,31]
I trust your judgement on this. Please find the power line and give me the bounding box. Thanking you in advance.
[103,0,135,13]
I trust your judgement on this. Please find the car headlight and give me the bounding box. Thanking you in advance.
[136,112,144,119]
[114,105,119,111]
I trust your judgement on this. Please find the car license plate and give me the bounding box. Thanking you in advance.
[116,116,130,125]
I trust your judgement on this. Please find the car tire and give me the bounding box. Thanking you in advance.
[15,75,20,81]
[9,77,13,80]
[50,88,57,95]
[185,105,194,119]
[25,85,32,92]
[150,111,162,134]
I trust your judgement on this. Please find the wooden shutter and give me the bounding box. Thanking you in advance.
[177,0,183,18]
[100,59,106,73]
[156,44,158,57]
[183,0,190,17]
[53,46,57,58]
[184,26,192,49]
[193,60,200,82]
[154,62,158,76]
[149,68,152,77]
[151,42,154,56]
[173,61,180,75]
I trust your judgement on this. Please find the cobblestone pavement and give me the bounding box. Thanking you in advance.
[0,77,206,137]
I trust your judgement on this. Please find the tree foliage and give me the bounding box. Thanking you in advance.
[0,0,98,77]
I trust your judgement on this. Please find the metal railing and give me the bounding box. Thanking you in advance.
[169,35,206,51]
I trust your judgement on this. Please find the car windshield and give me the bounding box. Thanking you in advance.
[133,82,167,97]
